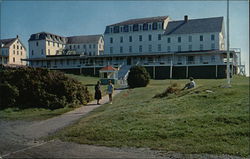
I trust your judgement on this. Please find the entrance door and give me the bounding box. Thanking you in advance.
[127,58,131,65]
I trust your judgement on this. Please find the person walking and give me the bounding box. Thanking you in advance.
[107,80,114,104]
[94,81,102,105]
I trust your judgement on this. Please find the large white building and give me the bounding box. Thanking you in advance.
[26,15,242,79]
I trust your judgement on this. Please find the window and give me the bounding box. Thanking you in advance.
[21,46,23,50]
[158,34,161,40]
[69,45,72,49]
[129,36,132,42]
[67,60,69,65]
[200,44,203,50]
[48,41,50,46]
[167,56,171,63]
[120,46,123,53]
[110,27,113,33]
[93,44,96,48]
[200,35,203,41]
[178,56,182,63]
[178,37,181,43]
[139,25,142,30]
[211,43,215,50]
[133,24,139,31]
[110,47,113,54]
[41,49,43,55]
[13,50,15,54]
[188,45,192,51]
[139,45,142,52]
[152,22,158,30]
[124,25,129,32]
[17,45,19,49]
[211,34,215,41]
[74,45,76,49]
[143,23,148,30]
[211,55,216,62]
[31,50,34,55]
[89,52,92,56]
[36,42,38,46]
[167,37,171,43]
[83,45,86,49]
[89,44,92,49]
[139,35,142,42]
[114,26,119,33]
[188,36,192,42]
[148,45,152,52]
[13,57,15,63]
[167,46,171,52]
[199,56,203,63]
[78,45,80,49]
[60,60,63,65]
[120,26,123,32]
[110,37,113,43]
[53,42,55,46]
[129,26,132,32]
[17,51,19,55]
[48,49,50,55]
[57,43,59,47]
[157,44,161,52]
[158,23,162,29]
[178,45,181,52]
[148,34,152,41]
[129,46,132,53]
[13,45,15,49]
[120,37,123,43]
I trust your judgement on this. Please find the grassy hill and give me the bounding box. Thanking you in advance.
[52,76,249,157]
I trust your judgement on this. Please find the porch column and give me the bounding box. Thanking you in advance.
[215,65,218,78]
[186,65,189,78]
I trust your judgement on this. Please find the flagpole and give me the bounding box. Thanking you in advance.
[226,0,231,86]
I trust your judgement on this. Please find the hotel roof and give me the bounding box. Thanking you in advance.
[108,16,169,26]
[164,17,224,35]
[67,35,103,44]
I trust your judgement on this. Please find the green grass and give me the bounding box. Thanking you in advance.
[0,107,75,121]
[50,75,249,157]
[0,74,103,121]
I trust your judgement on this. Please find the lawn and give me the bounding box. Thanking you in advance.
[0,74,103,120]
[51,75,249,157]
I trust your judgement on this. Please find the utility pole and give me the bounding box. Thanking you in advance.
[226,0,231,87]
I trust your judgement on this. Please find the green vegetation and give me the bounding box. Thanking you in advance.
[51,76,249,157]
[0,67,91,109]
[127,66,150,88]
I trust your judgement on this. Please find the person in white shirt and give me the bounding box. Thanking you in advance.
[182,77,196,90]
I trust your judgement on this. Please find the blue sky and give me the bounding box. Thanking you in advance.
[1,1,249,75]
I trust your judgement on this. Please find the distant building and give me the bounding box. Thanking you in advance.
[25,16,242,79]
[28,32,104,59]
[0,35,27,66]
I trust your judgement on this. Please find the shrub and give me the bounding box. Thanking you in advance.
[127,66,150,88]
[0,67,92,109]
[154,83,180,98]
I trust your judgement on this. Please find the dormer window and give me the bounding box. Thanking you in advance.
[114,26,119,33]
[143,23,148,30]
[152,22,158,30]
[124,25,129,32]
[133,24,139,31]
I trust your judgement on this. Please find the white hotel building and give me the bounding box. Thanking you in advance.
[26,15,241,79]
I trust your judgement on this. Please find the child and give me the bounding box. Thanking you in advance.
[107,80,114,104]
[182,77,196,90]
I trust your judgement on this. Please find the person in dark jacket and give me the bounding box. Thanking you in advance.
[94,81,102,105]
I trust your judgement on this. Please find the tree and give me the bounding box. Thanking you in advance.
[127,66,150,88]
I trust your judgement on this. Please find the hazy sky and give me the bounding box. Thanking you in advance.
[1,1,249,75]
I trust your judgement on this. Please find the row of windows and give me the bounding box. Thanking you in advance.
[110,43,216,54]
[13,50,23,56]
[13,44,23,50]
[68,44,98,50]
[31,49,96,56]
[110,34,161,44]
[106,22,163,34]
[167,34,215,43]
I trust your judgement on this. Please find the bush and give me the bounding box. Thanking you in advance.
[0,67,92,109]
[127,66,150,88]
[154,83,180,98]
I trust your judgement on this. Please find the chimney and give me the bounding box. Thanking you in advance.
[16,35,19,38]
[184,15,188,22]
